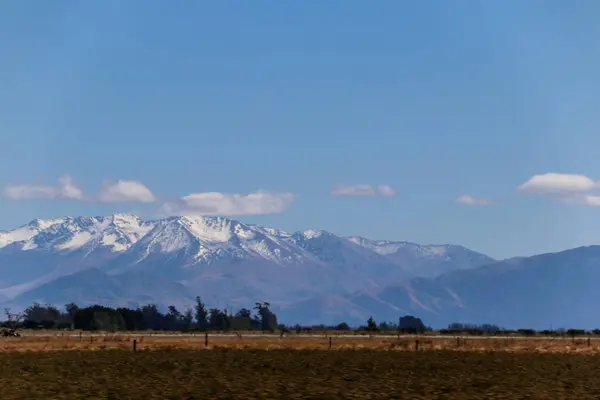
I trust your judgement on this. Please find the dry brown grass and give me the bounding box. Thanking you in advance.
[5,348,600,399]
[2,332,599,353]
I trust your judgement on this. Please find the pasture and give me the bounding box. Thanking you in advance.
[2,330,600,353]
[1,347,600,399]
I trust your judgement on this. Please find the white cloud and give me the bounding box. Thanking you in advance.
[2,176,296,217]
[376,185,396,197]
[330,184,396,197]
[557,194,600,207]
[99,180,157,203]
[517,173,598,194]
[3,176,84,201]
[160,190,296,216]
[2,177,296,217]
[456,195,496,206]
[581,195,600,206]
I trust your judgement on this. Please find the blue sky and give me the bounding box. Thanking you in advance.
[1,1,600,259]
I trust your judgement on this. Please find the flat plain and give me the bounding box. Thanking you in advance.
[2,348,600,399]
[2,331,600,353]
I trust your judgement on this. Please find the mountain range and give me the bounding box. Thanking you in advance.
[0,213,598,329]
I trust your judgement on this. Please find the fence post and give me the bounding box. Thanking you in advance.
[415,340,419,351]
[329,336,332,350]
[133,339,137,352]
[456,337,460,348]
[205,332,209,348]
[588,337,591,348]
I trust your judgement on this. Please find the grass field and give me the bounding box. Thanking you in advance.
[1,331,599,353]
[2,348,600,399]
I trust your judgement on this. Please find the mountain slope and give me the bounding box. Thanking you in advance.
[0,213,498,321]
[8,268,197,311]
[346,236,495,277]
[288,245,600,329]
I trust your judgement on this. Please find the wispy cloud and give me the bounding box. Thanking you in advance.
[517,173,598,194]
[456,195,496,206]
[580,195,600,206]
[160,190,296,216]
[99,180,157,203]
[330,184,396,197]
[3,176,84,201]
[375,185,396,197]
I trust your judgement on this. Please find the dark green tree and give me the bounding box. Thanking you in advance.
[117,307,146,331]
[398,315,425,334]
[65,303,79,319]
[254,302,278,332]
[139,304,166,330]
[182,308,194,329]
[366,316,378,331]
[23,303,61,329]
[335,322,351,330]
[194,296,208,329]
[208,308,230,330]
[165,305,185,330]
[230,308,253,330]
[73,305,126,331]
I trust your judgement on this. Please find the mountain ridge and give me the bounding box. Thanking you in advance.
[3,214,599,328]
[4,213,551,327]
[295,244,600,329]
[0,213,488,254]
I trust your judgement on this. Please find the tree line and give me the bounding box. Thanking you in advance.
[1,298,278,332]
[0,298,432,333]
[439,323,597,337]
[3,299,595,336]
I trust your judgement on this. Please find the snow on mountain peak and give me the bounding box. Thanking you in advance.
[111,212,140,224]
[0,214,492,277]
[346,236,458,258]
[426,245,450,256]
[28,217,67,230]
[300,229,326,240]
[0,214,154,253]
[179,216,237,242]
[127,215,307,265]
[107,213,154,247]
[346,236,409,255]
[0,217,66,249]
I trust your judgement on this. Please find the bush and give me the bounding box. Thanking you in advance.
[517,329,536,336]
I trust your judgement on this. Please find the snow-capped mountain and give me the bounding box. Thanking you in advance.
[4,214,599,328]
[124,216,310,267]
[0,213,153,254]
[0,213,495,319]
[346,236,495,277]
[0,214,493,271]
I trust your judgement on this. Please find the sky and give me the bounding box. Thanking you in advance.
[1,1,600,259]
